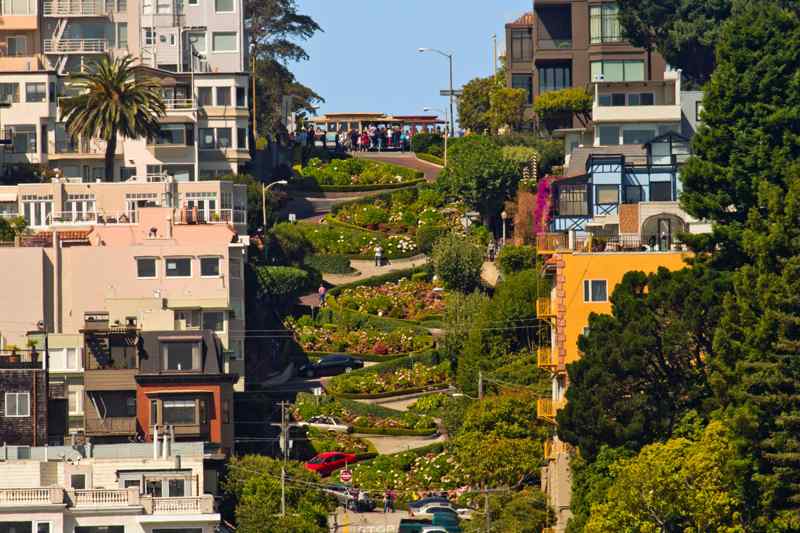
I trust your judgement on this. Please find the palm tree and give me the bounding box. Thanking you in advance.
[60,56,166,181]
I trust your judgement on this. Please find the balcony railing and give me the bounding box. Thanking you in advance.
[536,346,556,370]
[537,38,573,49]
[537,232,686,254]
[536,232,568,254]
[72,489,130,507]
[0,489,61,505]
[44,0,107,15]
[175,208,247,225]
[48,211,98,225]
[164,98,194,111]
[44,39,108,53]
[149,496,214,514]
[536,297,554,319]
[84,416,137,435]
[537,398,566,423]
[0,350,41,368]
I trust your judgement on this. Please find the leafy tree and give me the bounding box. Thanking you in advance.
[267,222,313,265]
[489,87,528,132]
[222,455,335,532]
[616,0,733,85]
[457,76,496,133]
[679,4,800,525]
[583,422,746,532]
[0,216,26,241]
[253,265,320,312]
[60,56,165,181]
[496,244,536,275]
[533,87,592,127]
[431,233,484,294]
[557,267,730,459]
[439,136,519,221]
[465,489,552,533]
[245,0,323,136]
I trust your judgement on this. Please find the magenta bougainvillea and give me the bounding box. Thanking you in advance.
[533,176,555,235]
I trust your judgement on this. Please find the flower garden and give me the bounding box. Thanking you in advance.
[295,157,424,188]
[305,427,373,456]
[294,393,437,434]
[326,358,451,396]
[326,278,446,321]
[294,222,418,259]
[285,315,432,356]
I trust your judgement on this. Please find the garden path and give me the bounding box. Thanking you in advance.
[324,255,429,285]
[352,432,447,456]
[353,152,443,182]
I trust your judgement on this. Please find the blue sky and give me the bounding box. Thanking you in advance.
[291,0,532,120]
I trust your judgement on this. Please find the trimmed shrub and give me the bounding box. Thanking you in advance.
[416,225,448,254]
[304,254,354,274]
[497,244,536,275]
[296,158,423,188]
[254,266,320,305]
[327,266,429,298]
[410,132,444,155]
[431,233,484,293]
[268,222,313,266]
[416,153,444,166]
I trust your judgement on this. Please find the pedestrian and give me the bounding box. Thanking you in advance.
[318,284,327,306]
[388,488,396,513]
[358,489,369,513]
[382,490,389,513]
[360,131,369,152]
[350,129,359,152]
[374,245,383,267]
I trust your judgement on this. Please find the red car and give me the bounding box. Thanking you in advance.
[305,452,357,477]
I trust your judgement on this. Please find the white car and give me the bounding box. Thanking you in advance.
[412,502,457,517]
[298,415,351,433]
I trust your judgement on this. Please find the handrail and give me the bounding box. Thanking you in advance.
[43,0,107,15]
[0,488,52,505]
[164,98,194,111]
[72,489,130,506]
[44,38,107,53]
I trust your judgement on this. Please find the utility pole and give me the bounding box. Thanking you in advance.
[492,34,497,76]
[251,52,258,138]
[279,400,289,517]
[478,371,484,400]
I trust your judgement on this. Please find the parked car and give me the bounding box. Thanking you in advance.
[304,451,357,477]
[399,515,462,533]
[408,496,451,513]
[297,415,351,433]
[299,355,364,378]
[412,503,458,518]
[327,484,376,512]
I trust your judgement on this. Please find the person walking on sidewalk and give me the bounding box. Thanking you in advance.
[374,245,383,267]
[318,284,327,306]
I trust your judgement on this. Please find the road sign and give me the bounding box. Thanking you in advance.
[339,469,352,483]
[440,90,463,97]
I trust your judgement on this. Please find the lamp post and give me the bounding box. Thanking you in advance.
[501,210,508,246]
[418,48,455,135]
[423,107,448,167]
[262,180,288,228]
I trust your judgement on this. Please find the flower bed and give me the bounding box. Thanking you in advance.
[326,359,451,396]
[306,427,373,455]
[326,278,446,322]
[294,393,437,435]
[294,223,418,259]
[296,158,423,188]
[285,315,432,355]
[407,393,449,417]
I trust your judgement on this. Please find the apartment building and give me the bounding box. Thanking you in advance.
[0,349,52,446]
[505,0,667,127]
[0,0,250,182]
[0,440,221,532]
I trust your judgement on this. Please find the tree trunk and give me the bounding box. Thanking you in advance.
[105,129,117,182]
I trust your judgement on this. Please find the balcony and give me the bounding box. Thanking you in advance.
[48,211,98,226]
[536,346,557,371]
[537,232,687,254]
[174,208,246,226]
[592,103,682,125]
[0,349,41,369]
[536,232,568,254]
[537,38,572,49]
[537,398,566,423]
[84,416,137,436]
[43,0,107,16]
[536,297,554,319]
[164,98,195,111]
[0,55,42,71]
[0,488,63,506]
[44,38,108,54]
[145,496,215,515]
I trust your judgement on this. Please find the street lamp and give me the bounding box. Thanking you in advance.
[262,180,288,227]
[418,47,455,135]
[501,210,508,246]
[423,107,449,167]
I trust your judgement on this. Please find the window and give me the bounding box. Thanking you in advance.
[187,31,205,53]
[623,128,655,145]
[624,185,643,203]
[212,32,237,52]
[598,125,619,145]
[627,92,654,106]
[0,83,19,103]
[236,86,246,107]
[144,27,155,46]
[25,83,45,103]
[162,341,200,371]
[70,474,86,489]
[66,348,78,369]
[216,86,230,106]
[510,28,533,61]
[165,257,191,277]
[200,256,220,276]
[216,128,231,148]
[68,390,82,415]
[595,184,619,205]
[7,35,27,56]
[126,396,136,416]
[511,74,533,105]
[215,0,232,10]
[590,3,621,44]
[188,0,197,5]
[117,22,128,49]
[163,399,196,424]
[124,479,141,490]
[156,124,187,145]
[591,60,644,82]
[650,181,672,202]
[10,125,36,153]
[137,257,157,278]
[176,310,201,329]
[237,127,248,149]
[583,280,608,302]
[150,399,158,425]
[203,311,224,332]
[4,392,30,417]
[538,63,572,93]
[199,127,214,148]
[557,184,588,216]
[75,527,124,533]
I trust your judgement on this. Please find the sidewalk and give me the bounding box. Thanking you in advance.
[323,255,428,285]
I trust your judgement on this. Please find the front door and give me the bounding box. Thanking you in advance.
[657,218,672,251]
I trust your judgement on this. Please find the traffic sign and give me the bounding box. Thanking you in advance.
[339,469,352,483]
[440,89,463,97]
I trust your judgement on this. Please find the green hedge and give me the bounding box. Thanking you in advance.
[317,306,431,333]
[304,350,417,363]
[329,187,424,216]
[304,254,355,274]
[351,426,439,437]
[326,266,430,297]
[289,178,426,193]
[416,153,444,166]
[326,383,451,400]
